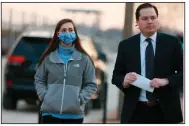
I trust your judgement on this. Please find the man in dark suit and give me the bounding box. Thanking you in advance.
[112,3,183,124]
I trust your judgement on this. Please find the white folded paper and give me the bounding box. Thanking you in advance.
[130,73,154,92]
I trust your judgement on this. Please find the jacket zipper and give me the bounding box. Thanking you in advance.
[60,63,67,114]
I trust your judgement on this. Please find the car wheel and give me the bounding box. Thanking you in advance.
[26,99,37,105]
[3,93,17,110]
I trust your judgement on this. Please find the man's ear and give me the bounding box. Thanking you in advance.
[136,21,139,29]
[136,21,139,26]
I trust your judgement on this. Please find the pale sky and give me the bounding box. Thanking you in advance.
[2,3,126,31]
[2,3,184,33]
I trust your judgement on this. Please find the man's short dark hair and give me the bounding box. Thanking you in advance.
[135,3,159,21]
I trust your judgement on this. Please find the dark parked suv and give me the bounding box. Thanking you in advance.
[3,28,107,114]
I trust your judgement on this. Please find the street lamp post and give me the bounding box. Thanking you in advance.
[117,3,134,120]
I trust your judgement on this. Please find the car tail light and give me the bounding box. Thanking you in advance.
[8,56,26,63]
[6,80,13,87]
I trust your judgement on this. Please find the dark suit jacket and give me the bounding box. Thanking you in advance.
[112,32,183,123]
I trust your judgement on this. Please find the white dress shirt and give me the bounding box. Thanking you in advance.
[139,32,157,101]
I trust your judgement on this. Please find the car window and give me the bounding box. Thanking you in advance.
[12,37,50,68]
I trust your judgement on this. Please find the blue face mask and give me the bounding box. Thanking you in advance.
[59,32,77,45]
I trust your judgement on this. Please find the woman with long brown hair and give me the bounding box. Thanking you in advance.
[34,18,97,124]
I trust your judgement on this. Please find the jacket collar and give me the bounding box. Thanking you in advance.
[49,48,82,63]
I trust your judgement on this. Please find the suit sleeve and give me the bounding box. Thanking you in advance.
[112,41,128,94]
[167,38,183,89]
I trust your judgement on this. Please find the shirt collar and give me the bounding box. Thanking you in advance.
[140,32,157,43]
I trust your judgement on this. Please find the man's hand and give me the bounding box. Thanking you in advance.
[150,78,169,88]
[123,72,137,88]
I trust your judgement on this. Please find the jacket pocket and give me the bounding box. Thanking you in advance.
[62,85,83,114]
[41,84,62,113]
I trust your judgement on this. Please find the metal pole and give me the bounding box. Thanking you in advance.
[123,3,134,39]
[117,3,134,120]
[38,101,42,123]
[32,12,37,27]
[43,16,47,27]
[102,81,108,123]
[22,11,25,31]
[8,8,13,50]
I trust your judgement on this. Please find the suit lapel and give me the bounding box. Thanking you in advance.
[133,33,141,75]
[154,32,163,75]
[155,32,161,58]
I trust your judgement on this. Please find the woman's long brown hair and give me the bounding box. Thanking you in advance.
[37,18,93,68]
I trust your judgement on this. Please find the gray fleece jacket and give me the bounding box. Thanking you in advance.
[34,49,97,114]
